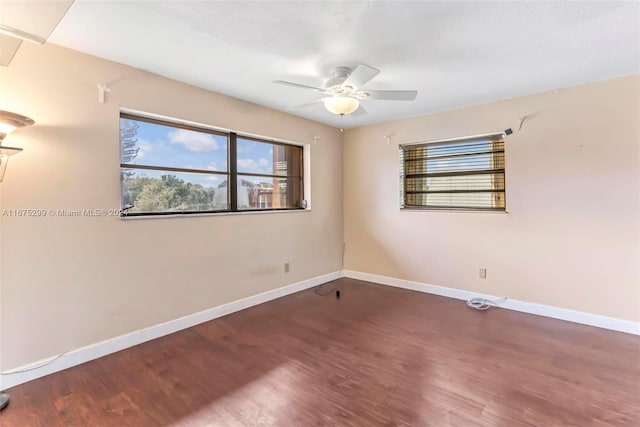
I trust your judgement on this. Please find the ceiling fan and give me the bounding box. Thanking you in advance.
[274,64,418,116]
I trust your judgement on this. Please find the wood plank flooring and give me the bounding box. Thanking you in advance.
[1,278,639,426]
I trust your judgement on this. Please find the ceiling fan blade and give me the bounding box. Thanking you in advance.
[362,90,417,101]
[351,104,367,116]
[286,98,325,110]
[274,80,327,93]
[342,64,380,90]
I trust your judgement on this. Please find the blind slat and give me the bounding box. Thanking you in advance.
[405,168,505,179]
[406,189,505,194]
[404,148,504,162]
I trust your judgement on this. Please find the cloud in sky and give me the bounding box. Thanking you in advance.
[238,158,271,174]
[167,129,219,152]
[204,175,222,185]
[135,138,153,158]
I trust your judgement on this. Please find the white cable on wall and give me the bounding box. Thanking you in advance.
[0,351,68,375]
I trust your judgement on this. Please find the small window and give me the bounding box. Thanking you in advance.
[120,113,304,216]
[400,134,505,211]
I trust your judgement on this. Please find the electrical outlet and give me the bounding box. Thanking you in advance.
[479,268,487,279]
[284,262,290,273]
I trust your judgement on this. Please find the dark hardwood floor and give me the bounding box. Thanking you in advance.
[1,278,639,426]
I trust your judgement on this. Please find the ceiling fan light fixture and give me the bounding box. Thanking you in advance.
[324,96,359,116]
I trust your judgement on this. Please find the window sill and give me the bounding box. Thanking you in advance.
[120,208,311,220]
[401,207,508,214]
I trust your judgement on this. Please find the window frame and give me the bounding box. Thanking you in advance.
[119,112,305,217]
[399,132,507,212]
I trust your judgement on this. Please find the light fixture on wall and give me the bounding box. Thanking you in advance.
[0,110,34,182]
[324,95,360,116]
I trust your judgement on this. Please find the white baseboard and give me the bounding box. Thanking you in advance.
[342,270,640,336]
[1,271,341,390]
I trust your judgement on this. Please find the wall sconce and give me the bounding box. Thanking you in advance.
[0,110,34,182]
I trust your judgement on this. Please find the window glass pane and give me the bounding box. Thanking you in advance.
[122,168,228,213]
[405,153,504,175]
[406,174,505,192]
[237,175,301,209]
[406,192,505,209]
[401,137,505,210]
[406,140,503,158]
[120,117,228,172]
[237,138,302,176]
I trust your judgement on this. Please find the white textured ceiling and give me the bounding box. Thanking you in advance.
[47,1,639,129]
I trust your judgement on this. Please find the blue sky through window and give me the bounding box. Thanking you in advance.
[121,118,228,173]
[237,138,274,175]
[121,119,279,188]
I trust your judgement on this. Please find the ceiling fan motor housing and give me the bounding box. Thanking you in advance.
[325,66,353,93]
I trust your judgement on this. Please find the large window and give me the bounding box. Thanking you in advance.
[120,113,304,216]
[400,134,505,211]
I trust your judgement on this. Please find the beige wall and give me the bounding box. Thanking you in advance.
[344,75,640,322]
[0,43,343,369]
